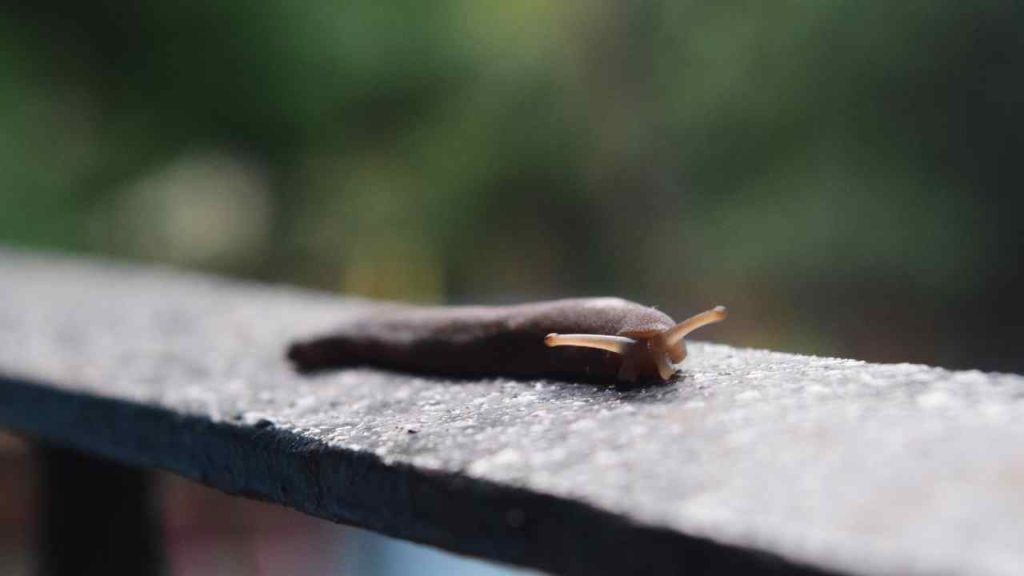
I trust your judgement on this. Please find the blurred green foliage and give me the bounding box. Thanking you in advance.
[2,1,1022,370]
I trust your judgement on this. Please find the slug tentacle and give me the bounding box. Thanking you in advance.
[543,305,727,383]
[663,306,728,347]
[653,349,677,381]
[544,333,636,355]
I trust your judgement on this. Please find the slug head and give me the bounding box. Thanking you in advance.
[545,305,727,382]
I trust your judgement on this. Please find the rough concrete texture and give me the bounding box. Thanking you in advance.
[1,249,1023,576]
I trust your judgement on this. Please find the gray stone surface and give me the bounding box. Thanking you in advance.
[1,248,1023,576]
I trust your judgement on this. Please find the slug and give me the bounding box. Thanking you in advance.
[287,298,727,385]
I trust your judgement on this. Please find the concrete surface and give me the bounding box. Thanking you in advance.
[1,249,1023,575]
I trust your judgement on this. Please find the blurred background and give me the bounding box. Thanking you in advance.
[1,0,1022,574]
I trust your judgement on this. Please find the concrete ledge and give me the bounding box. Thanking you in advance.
[1,249,1022,576]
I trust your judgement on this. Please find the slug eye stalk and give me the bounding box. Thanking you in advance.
[544,305,728,382]
[543,333,637,354]
[662,305,728,346]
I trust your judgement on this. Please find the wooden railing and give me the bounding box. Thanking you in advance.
[1,248,1022,576]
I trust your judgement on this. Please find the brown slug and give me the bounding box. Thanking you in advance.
[287,298,727,385]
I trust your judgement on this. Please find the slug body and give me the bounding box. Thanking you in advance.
[288,298,726,385]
